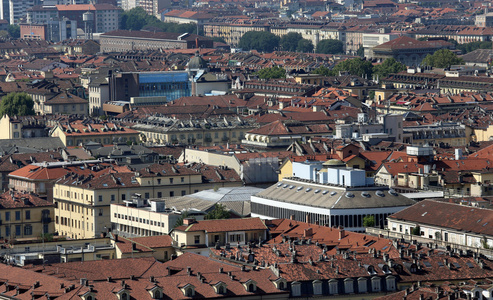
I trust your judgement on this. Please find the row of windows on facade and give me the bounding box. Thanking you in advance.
[114,224,165,237]
[57,216,93,232]
[114,213,166,228]
[1,210,31,221]
[57,202,95,215]
[0,224,49,238]
[145,131,244,142]
[66,136,137,146]
[290,275,396,297]
[52,104,86,113]
[251,203,391,229]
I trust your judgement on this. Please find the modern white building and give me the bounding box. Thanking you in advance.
[111,195,206,238]
[251,163,415,232]
[335,113,404,143]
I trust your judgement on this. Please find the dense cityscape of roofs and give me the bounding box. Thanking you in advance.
[2,0,493,299]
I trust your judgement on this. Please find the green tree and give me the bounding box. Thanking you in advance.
[7,25,19,39]
[356,45,364,57]
[455,40,492,54]
[211,37,226,43]
[316,39,344,54]
[421,49,463,68]
[332,58,373,78]
[411,225,421,236]
[205,204,230,220]
[121,7,200,34]
[297,39,314,53]
[280,32,303,52]
[120,7,149,30]
[363,215,375,227]
[256,66,286,79]
[373,58,406,79]
[238,31,280,52]
[174,211,190,228]
[312,65,334,76]
[0,92,35,116]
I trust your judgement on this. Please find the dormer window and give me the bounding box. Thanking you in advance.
[366,265,377,275]
[179,284,195,297]
[291,281,301,297]
[272,278,287,290]
[147,286,164,299]
[80,291,96,300]
[213,282,227,294]
[313,280,323,295]
[371,277,381,292]
[242,279,257,292]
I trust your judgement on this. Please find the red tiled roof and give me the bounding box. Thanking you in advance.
[0,191,53,209]
[389,200,493,236]
[174,217,266,233]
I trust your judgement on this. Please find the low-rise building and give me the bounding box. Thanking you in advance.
[111,196,205,237]
[50,121,141,146]
[100,30,213,52]
[1,237,115,265]
[112,234,173,261]
[242,120,332,148]
[171,217,268,256]
[370,36,454,66]
[387,200,493,249]
[252,163,416,232]
[0,115,48,139]
[132,115,255,146]
[0,191,54,240]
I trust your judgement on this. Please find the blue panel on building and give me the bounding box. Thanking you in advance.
[138,72,191,101]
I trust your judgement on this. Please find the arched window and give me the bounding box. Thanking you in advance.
[475,291,481,299]
[248,284,255,292]
[154,290,161,299]
[279,282,285,290]
[86,296,93,300]
[121,292,129,300]
[218,286,224,294]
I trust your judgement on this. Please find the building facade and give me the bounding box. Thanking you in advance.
[0,192,54,240]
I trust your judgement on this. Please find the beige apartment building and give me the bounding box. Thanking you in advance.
[0,191,55,240]
[203,20,270,46]
[54,163,242,239]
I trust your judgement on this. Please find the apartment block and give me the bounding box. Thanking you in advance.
[0,191,54,240]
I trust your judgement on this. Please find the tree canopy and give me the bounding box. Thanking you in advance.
[312,65,332,76]
[373,58,406,79]
[7,25,19,39]
[316,39,344,54]
[238,31,280,52]
[205,204,230,220]
[421,49,463,68]
[121,7,199,34]
[280,32,303,52]
[332,58,373,78]
[363,215,375,227]
[256,66,286,79]
[0,93,35,117]
[297,39,314,53]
